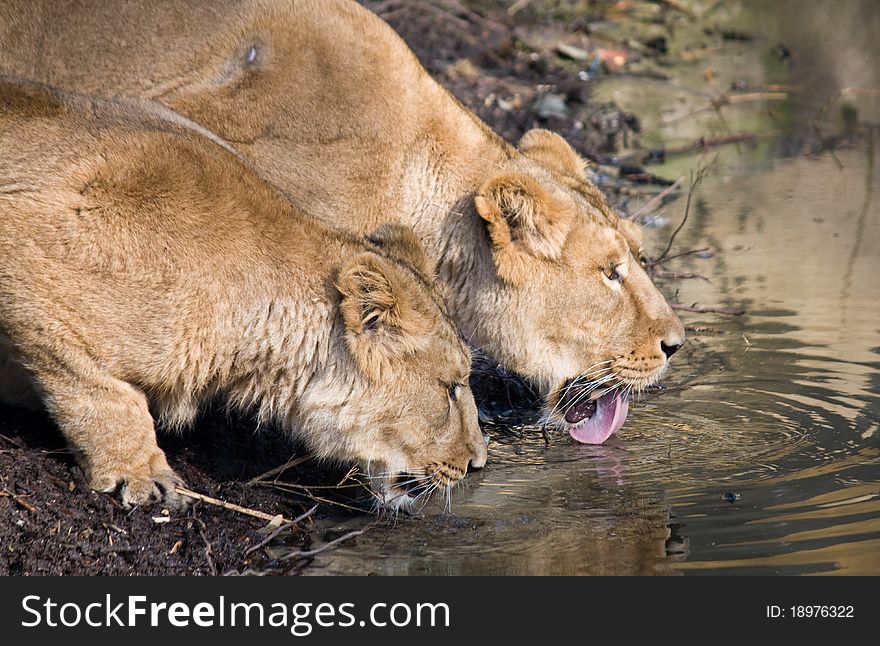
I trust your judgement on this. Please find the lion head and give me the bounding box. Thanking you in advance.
[304,225,488,511]
[468,129,686,444]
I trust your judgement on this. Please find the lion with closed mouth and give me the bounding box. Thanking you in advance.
[0,0,686,442]
[0,78,487,510]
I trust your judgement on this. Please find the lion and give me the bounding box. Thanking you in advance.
[0,0,685,443]
[0,77,487,510]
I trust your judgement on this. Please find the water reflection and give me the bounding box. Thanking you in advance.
[660,143,880,574]
[306,437,678,575]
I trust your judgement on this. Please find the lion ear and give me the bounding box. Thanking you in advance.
[474,172,574,284]
[518,129,586,179]
[336,253,432,379]
[365,223,436,280]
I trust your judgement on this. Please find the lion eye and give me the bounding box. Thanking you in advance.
[604,266,621,281]
[448,384,460,401]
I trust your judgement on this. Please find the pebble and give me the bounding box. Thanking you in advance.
[531,93,570,120]
[556,43,590,61]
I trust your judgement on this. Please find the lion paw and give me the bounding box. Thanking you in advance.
[90,464,187,510]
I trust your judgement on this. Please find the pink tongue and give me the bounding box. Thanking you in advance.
[569,391,629,445]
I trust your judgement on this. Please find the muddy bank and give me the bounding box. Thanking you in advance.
[1,407,326,575]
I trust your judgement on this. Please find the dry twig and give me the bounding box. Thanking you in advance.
[189,514,217,576]
[244,505,319,559]
[247,453,312,485]
[507,0,533,15]
[652,269,710,281]
[685,325,727,335]
[254,481,369,514]
[1,488,37,513]
[0,433,25,449]
[175,486,286,523]
[278,528,367,561]
[653,164,705,264]
[632,175,685,218]
[670,304,745,315]
[658,0,696,16]
[649,247,713,265]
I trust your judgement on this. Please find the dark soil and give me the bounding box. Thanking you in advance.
[1,0,635,576]
[0,406,346,575]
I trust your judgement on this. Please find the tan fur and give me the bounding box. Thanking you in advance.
[0,0,685,427]
[517,129,588,180]
[0,78,487,510]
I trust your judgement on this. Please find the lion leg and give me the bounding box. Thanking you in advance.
[29,356,186,509]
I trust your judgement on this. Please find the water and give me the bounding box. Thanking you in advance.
[298,1,880,575]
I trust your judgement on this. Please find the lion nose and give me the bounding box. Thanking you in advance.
[468,433,489,470]
[661,341,681,359]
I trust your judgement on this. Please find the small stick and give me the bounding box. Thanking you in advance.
[247,454,312,485]
[654,156,716,264]
[175,486,286,523]
[0,433,25,449]
[189,515,217,576]
[730,82,797,92]
[632,175,685,218]
[658,0,696,16]
[647,247,712,265]
[507,0,533,15]
[278,528,367,561]
[336,465,360,487]
[654,169,698,263]
[670,304,745,315]
[652,270,710,282]
[244,505,319,559]
[255,482,369,514]
[685,325,727,335]
[811,123,844,170]
[1,488,37,513]
[726,91,788,104]
[664,132,765,157]
[251,481,365,491]
[841,86,880,98]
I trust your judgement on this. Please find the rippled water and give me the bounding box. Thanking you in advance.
[301,1,880,575]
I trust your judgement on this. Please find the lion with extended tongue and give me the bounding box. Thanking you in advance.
[0,0,685,443]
